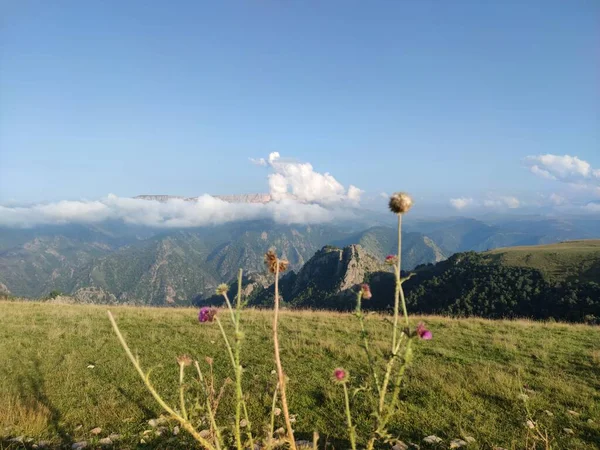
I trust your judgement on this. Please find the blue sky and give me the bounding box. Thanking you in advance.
[1,0,598,218]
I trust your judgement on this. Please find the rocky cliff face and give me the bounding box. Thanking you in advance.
[248,244,390,309]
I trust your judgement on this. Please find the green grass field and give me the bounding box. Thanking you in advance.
[484,240,600,283]
[1,301,599,449]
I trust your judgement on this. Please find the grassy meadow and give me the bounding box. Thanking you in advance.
[484,240,600,283]
[1,300,599,449]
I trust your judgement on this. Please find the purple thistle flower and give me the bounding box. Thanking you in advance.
[198,307,217,323]
[332,367,348,383]
[416,322,432,340]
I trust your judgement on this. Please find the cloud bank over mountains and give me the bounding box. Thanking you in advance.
[0,154,362,228]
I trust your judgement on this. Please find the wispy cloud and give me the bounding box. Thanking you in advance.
[0,153,363,228]
[450,196,520,210]
[449,197,474,210]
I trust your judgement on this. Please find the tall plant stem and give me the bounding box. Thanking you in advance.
[235,270,254,449]
[194,361,223,450]
[356,293,381,395]
[343,382,357,450]
[178,363,188,420]
[107,311,216,450]
[273,263,297,450]
[215,316,243,450]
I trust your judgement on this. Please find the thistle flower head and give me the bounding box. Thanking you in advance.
[215,283,229,296]
[176,355,193,367]
[416,322,432,340]
[264,249,289,274]
[388,192,413,214]
[385,255,398,265]
[332,367,348,383]
[198,307,217,323]
[360,283,372,299]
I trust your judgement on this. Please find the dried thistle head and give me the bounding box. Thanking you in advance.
[388,192,413,214]
[176,355,193,367]
[215,283,229,296]
[264,249,289,274]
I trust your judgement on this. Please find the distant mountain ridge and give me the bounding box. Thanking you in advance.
[1,215,599,305]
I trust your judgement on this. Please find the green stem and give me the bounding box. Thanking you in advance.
[178,363,188,420]
[215,316,242,450]
[343,382,357,450]
[273,262,297,450]
[194,361,223,450]
[234,269,255,450]
[383,339,413,425]
[266,383,279,450]
[355,293,381,396]
[222,292,236,326]
[107,311,216,450]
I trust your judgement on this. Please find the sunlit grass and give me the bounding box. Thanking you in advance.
[1,301,599,449]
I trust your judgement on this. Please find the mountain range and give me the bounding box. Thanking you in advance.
[1,208,599,305]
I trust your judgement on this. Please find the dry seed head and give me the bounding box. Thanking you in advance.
[264,249,289,274]
[389,192,413,214]
[215,283,229,296]
[176,355,193,367]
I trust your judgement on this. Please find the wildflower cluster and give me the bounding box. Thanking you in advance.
[107,190,433,450]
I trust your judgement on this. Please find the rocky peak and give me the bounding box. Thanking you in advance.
[290,244,386,298]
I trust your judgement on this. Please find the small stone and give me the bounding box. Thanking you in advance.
[544,410,554,417]
[72,442,88,449]
[526,420,535,429]
[108,434,120,441]
[567,410,580,417]
[148,419,158,427]
[289,414,297,423]
[173,426,180,436]
[392,442,408,450]
[563,428,574,435]
[240,419,248,428]
[98,437,112,446]
[450,439,468,448]
[464,437,476,443]
[142,430,152,436]
[199,430,211,438]
[423,435,442,444]
[587,419,595,424]
[140,439,146,444]
[87,364,95,369]
[155,426,167,436]
[271,369,277,375]
[90,427,102,435]
[274,407,281,416]
[275,427,285,436]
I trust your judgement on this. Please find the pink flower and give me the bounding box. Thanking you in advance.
[416,322,432,340]
[199,307,217,323]
[360,284,372,299]
[332,367,348,383]
[385,255,398,265]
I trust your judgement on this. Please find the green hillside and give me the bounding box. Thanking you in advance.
[483,240,600,282]
[1,301,598,449]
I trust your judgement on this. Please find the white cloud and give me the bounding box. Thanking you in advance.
[249,157,267,166]
[584,202,600,213]
[0,153,364,228]
[482,196,520,209]
[265,152,362,204]
[450,197,475,210]
[526,154,600,184]
[549,193,565,206]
